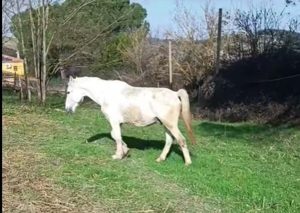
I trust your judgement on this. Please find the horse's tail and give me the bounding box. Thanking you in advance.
[177,89,196,145]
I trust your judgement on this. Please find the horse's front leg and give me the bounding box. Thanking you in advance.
[110,121,129,160]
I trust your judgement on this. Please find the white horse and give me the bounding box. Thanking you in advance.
[65,76,196,165]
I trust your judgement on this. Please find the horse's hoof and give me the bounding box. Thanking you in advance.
[156,157,165,162]
[112,154,123,160]
[123,148,130,157]
[185,161,192,166]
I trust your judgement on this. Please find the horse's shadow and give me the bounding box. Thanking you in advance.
[86,133,184,159]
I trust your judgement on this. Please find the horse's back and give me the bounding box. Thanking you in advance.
[122,86,179,105]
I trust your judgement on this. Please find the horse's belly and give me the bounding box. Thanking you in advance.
[121,106,157,126]
[131,117,158,126]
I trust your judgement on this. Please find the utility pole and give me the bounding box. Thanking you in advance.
[169,40,173,89]
[215,8,222,75]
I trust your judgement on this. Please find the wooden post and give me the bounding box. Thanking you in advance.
[14,71,17,91]
[19,75,24,100]
[215,8,222,75]
[169,40,173,89]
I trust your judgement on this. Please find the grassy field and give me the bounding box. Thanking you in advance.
[3,90,300,212]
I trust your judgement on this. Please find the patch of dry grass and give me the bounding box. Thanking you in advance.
[3,114,108,213]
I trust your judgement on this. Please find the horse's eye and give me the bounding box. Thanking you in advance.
[67,91,70,94]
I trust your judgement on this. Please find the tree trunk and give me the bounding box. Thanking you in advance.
[41,0,48,104]
[15,0,31,102]
[29,0,41,101]
[38,1,43,102]
[23,58,32,101]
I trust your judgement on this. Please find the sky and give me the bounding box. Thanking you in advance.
[131,0,300,37]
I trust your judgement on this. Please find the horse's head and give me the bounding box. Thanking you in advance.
[65,76,84,113]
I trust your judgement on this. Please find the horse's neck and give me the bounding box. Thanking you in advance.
[79,78,129,106]
[79,78,106,105]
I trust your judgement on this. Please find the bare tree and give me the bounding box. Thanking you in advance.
[3,0,32,101]
[168,0,222,86]
[28,0,41,99]
[23,0,99,104]
[9,0,139,104]
[233,2,299,57]
[119,27,148,75]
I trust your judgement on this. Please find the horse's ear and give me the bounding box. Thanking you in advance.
[69,76,74,82]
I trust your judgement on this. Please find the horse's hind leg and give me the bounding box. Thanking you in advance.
[110,121,129,160]
[157,104,192,165]
[156,131,173,162]
[164,125,192,165]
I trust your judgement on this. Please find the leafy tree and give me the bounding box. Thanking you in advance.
[49,0,148,76]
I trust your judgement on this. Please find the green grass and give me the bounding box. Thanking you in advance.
[3,89,300,212]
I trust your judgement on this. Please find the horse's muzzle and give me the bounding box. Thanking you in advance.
[65,107,74,114]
